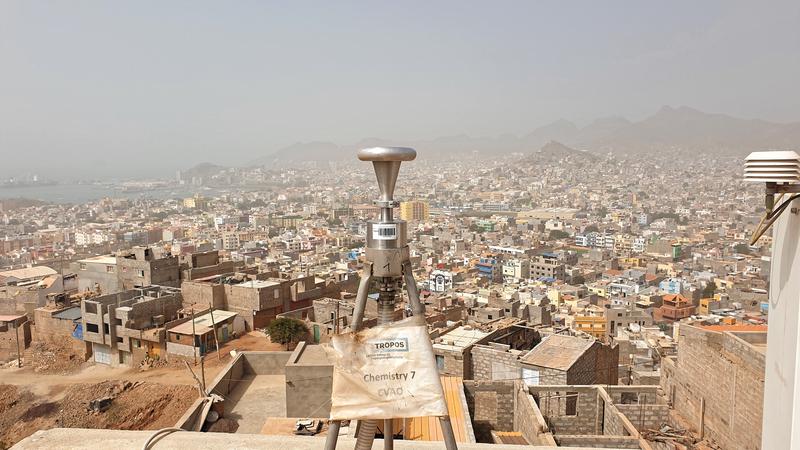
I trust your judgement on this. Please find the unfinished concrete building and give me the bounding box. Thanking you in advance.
[81,285,182,366]
[433,319,540,379]
[179,250,241,281]
[182,272,347,331]
[71,255,120,294]
[469,332,617,389]
[116,247,180,290]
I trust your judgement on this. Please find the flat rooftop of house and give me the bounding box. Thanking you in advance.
[0,265,58,280]
[168,310,237,335]
[0,314,27,323]
[237,279,281,289]
[52,306,82,321]
[77,255,118,265]
[433,325,490,352]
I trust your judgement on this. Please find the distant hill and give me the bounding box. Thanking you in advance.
[520,141,598,165]
[181,162,225,178]
[250,141,342,166]
[592,106,800,154]
[246,106,800,165]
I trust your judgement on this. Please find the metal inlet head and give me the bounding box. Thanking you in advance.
[357,147,416,202]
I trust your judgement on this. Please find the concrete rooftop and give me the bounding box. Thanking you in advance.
[13,429,619,450]
[224,374,286,433]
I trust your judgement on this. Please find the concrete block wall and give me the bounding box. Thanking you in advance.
[534,387,600,435]
[181,281,226,309]
[463,380,516,443]
[603,399,626,436]
[616,404,670,432]
[470,344,520,381]
[663,325,764,450]
[513,384,555,445]
[556,435,642,449]
[568,341,618,385]
[433,348,467,378]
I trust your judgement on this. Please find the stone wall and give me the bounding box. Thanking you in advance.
[662,325,764,450]
[463,380,516,442]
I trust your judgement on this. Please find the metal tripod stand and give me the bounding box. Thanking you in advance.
[325,147,458,450]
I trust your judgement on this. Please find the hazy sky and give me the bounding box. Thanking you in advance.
[1,1,799,179]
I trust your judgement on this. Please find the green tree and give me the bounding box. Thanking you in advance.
[549,229,570,240]
[734,243,751,255]
[265,318,309,350]
[702,283,717,299]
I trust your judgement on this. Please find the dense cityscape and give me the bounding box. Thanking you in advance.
[4,2,798,449]
[0,141,770,449]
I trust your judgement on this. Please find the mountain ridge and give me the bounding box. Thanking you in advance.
[247,106,800,165]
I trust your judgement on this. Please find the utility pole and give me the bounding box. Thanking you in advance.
[208,303,221,361]
[200,356,206,394]
[335,300,339,334]
[15,319,22,368]
[191,308,197,366]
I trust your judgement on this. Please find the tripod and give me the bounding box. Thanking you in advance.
[324,147,458,450]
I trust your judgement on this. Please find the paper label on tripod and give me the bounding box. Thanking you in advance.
[372,224,397,240]
[327,316,448,420]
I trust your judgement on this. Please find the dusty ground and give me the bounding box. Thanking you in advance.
[0,331,284,449]
[0,381,197,450]
[27,340,87,375]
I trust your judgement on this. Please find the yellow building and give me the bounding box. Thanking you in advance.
[183,195,209,210]
[574,315,607,340]
[399,200,430,221]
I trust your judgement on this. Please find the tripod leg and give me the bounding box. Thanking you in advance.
[384,419,394,450]
[324,420,341,450]
[438,416,459,450]
[402,261,425,316]
[351,262,373,332]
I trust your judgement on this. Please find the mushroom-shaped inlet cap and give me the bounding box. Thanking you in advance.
[357,147,417,162]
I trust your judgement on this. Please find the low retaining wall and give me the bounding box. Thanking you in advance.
[174,350,293,430]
